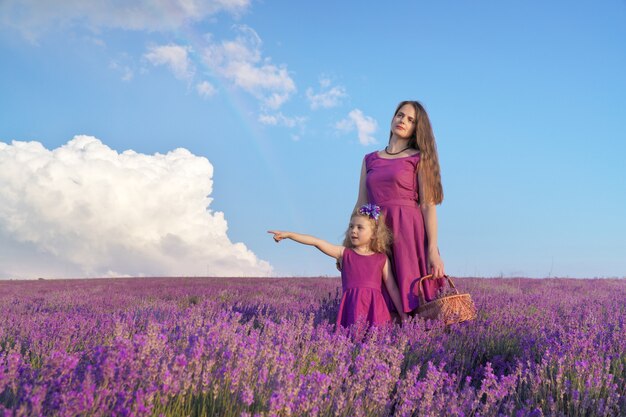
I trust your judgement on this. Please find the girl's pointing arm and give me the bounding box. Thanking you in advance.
[268,230,344,260]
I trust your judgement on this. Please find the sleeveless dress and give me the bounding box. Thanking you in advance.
[364,151,444,313]
[336,248,391,327]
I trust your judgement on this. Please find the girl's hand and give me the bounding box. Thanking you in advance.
[428,248,445,278]
[267,230,289,242]
[400,312,409,322]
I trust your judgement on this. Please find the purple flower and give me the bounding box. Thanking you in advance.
[358,203,381,221]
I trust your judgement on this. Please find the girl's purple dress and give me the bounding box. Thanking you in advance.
[365,151,443,313]
[336,248,391,327]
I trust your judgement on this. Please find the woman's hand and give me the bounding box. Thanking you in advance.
[428,248,445,278]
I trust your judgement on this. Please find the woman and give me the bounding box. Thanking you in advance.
[353,100,445,315]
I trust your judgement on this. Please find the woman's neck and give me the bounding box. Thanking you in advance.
[387,137,411,154]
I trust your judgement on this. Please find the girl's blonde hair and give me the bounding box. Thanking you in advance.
[342,211,392,254]
[390,100,444,205]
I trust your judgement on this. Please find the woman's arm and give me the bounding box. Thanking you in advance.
[418,174,445,278]
[382,257,409,321]
[353,157,368,212]
[268,231,344,260]
[339,157,368,271]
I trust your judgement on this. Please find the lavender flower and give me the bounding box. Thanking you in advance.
[0,277,624,416]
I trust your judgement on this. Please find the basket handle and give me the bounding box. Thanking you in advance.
[416,274,458,304]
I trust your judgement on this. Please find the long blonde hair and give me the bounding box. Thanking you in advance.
[342,212,392,254]
[390,100,443,205]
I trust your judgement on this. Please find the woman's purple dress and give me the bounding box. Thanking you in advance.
[365,151,443,313]
[336,248,391,327]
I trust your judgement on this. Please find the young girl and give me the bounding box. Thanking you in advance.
[268,203,408,328]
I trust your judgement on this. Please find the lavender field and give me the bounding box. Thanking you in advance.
[1,277,625,417]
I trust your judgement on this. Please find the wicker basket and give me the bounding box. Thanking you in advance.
[416,275,477,325]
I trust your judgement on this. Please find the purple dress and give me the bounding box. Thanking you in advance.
[336,248,392,327]
[365,151,443,313]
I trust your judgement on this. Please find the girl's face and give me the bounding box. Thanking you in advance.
[348,215,375,249]
[390,103,417,140]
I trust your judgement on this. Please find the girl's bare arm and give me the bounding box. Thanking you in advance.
[268,231,344,260]
[382,257,409,321]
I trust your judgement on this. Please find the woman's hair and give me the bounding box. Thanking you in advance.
[390,100,444,205]
[342,211,392,253]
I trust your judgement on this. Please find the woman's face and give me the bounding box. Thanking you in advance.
[390,103,417,140]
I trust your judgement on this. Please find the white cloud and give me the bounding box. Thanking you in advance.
[196,81,217,98]
[202,25,296,109]
[258,112,306,128]
[144,44,195,81]
[336,109,378,146]
[0,0,251,41]
[306,78,347,109]
[109,60,134,82]
[86,36,106,47]
[0,136,272,278]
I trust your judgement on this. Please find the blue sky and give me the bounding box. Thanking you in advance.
[1,0,625,278]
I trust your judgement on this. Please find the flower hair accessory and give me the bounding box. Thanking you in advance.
[358,203,381,221]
